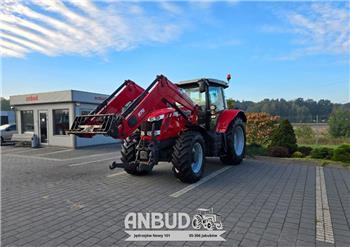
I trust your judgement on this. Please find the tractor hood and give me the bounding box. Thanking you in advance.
[146,108,176,122]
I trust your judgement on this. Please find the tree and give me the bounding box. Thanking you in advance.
[328,110,350,137]
[225,98,348,123]
[226,98,234,109]
[0,98,11,111]
[270,119,297,154]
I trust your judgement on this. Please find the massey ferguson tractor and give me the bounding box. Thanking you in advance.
[68,75,246,183]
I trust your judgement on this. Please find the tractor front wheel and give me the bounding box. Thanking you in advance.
[220,117,246,165]
[172,131,205,183]
[121,133,153,175]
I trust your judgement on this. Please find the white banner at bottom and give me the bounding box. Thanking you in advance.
[125,230,226,241]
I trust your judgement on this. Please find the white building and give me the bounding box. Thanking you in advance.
[10,90,117,148]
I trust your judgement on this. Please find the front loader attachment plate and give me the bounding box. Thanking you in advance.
[67,114,120,138]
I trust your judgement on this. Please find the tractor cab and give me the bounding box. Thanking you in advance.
[176,78,228,128]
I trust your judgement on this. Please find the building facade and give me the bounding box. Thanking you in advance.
[10,90,117,148]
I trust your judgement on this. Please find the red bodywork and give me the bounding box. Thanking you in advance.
[96,80,144,115]
[115,76,198,139]
[215,109,246,133]
[69,75,245,144]
[142,108,187,141]
[69,76,198,140]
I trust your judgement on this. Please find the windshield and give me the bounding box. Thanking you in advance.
[181,87,206,107]
[0,124,10,130]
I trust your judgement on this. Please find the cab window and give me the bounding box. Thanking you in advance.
[209,87,225,111]
[181,87,206,108]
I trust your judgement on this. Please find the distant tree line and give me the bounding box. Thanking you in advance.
[227,98,350,123]
[1,98,11,111]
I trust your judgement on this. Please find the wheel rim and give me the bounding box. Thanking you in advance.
[233,126,244,156]
[191,142,203,174]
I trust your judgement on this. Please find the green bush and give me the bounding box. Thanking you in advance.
[332,144,350,163]
[295,125,316,144]
[297,146,313,157]
[310,147,334,160]
[328,110,350,138]
[246,144,268,156]
[292,151,304,158]
[268,146,290,157]
[270,119,297,154]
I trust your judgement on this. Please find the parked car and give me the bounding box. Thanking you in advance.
[0,124,17,145]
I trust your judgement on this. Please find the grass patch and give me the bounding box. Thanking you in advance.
[299,143,339,149]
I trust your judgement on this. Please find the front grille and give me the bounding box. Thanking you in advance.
[141,119,162,131]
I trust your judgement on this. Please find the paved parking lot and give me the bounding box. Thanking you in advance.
[1,144,349,247]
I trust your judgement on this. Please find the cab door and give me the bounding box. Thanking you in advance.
[208,86,226,130]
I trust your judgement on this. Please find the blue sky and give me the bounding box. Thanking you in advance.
[1,1,349,103]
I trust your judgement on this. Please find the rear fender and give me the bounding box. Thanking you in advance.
[215,110,246,133]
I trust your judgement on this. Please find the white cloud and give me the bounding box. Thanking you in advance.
[288,3,349,54]
[159,2,182,15]
[0,0,184,58]
[267,2,350,60]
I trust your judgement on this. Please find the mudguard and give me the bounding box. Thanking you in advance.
[215,109,247,133]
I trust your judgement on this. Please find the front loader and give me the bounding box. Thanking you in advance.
[68,75,246,183]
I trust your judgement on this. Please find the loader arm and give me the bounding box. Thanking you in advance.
[68,80,144,137]
[116,75,198,139]
[69,75,197,139]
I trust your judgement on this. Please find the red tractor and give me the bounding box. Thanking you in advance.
[68,75,246,183]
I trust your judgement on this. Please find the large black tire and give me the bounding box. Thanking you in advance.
[121,133,153,175]
[220,117,246,165]
[172,131,205,183]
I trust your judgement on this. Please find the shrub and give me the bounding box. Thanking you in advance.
[270,119,298,154]
[246,112,280,146]
[295,125,316,144]
[268,146,290,157]
[246,144,268,156]
[332,144,350,163]
[310,147,334,160]
[292,151,304,158]
[328,110,350,138]
[297,146,313,157]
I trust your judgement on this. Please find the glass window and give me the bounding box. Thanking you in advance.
[181,87,206,108]
[80,109,92,115]
[21,110,34,133]
[209,87,225,111]
[53,109,69,135]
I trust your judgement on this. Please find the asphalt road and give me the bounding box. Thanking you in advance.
[1,144,349,247]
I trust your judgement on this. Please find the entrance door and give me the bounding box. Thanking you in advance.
[39,111,48,144]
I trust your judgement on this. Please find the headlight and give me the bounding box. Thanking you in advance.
[148,114,164,122]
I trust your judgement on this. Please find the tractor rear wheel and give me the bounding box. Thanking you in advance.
[121,132,153,175]
[172,131,205,183]
[220,117,246,165]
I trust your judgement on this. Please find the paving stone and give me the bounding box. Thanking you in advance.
[2,147,349,246]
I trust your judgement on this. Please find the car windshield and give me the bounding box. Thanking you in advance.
[0,124,10,130]
[181,87,206,107]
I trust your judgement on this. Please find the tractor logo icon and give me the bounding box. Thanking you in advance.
[192,208,223,231]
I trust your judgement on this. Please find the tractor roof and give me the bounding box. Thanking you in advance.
[176,78,228,88]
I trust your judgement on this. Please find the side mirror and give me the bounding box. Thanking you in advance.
[199,81,206,93]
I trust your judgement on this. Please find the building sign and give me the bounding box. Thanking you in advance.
[26,95,38,101]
